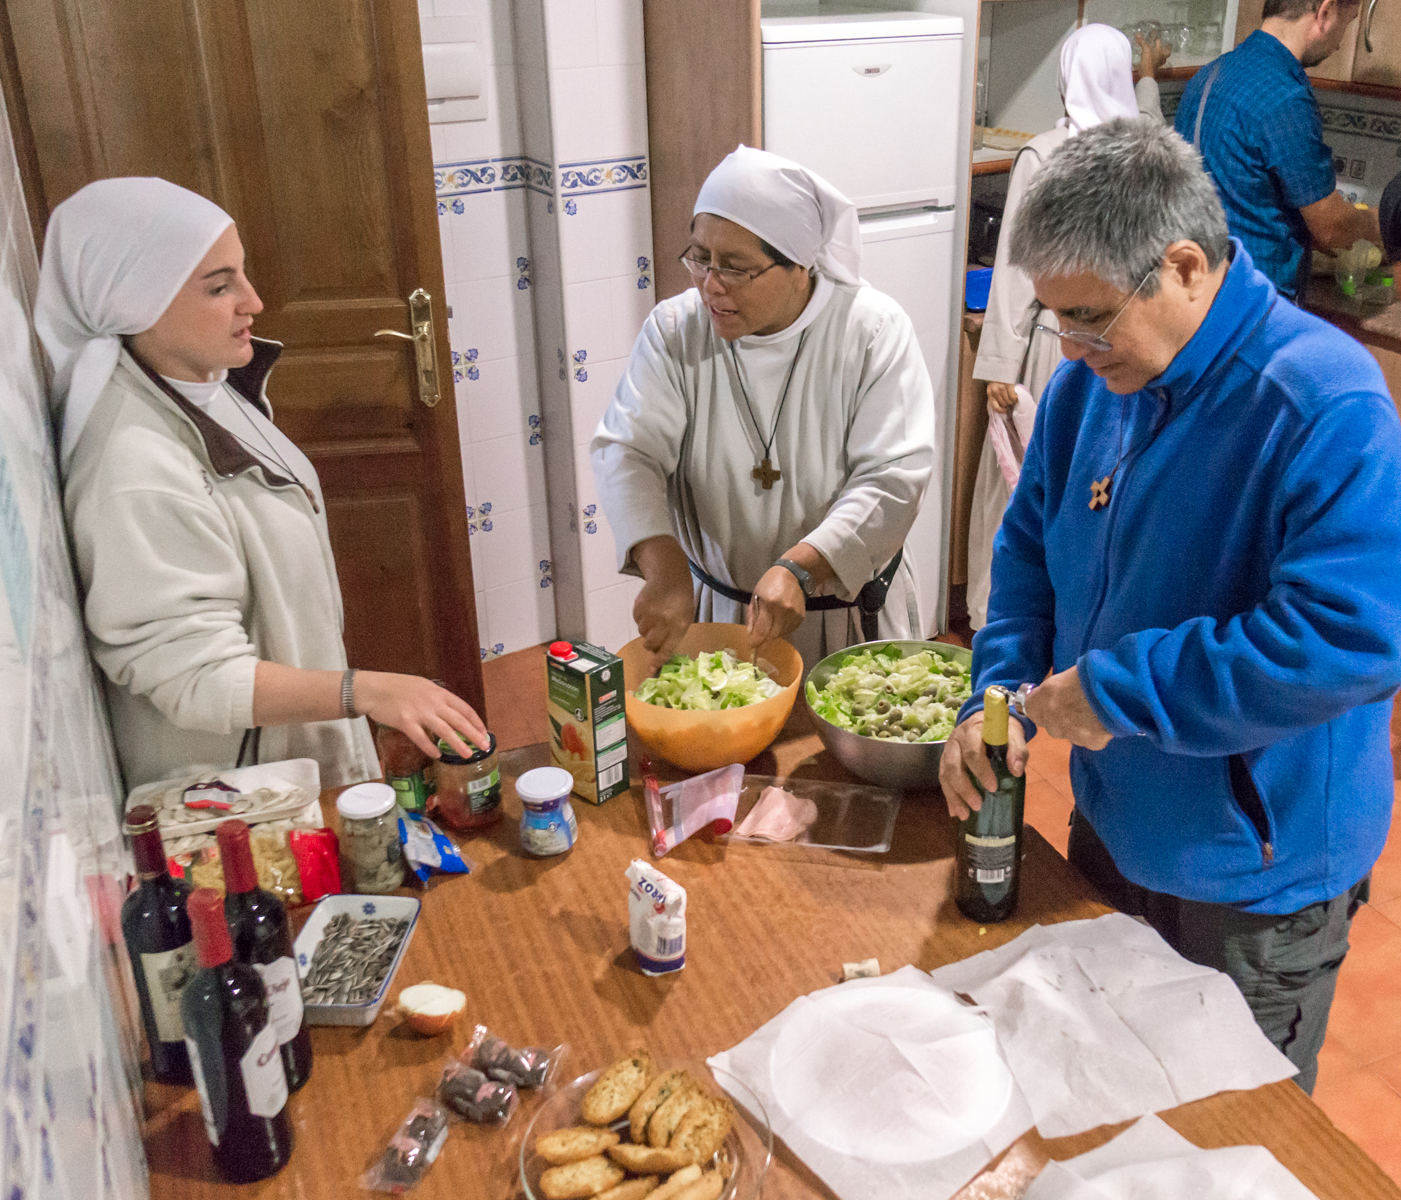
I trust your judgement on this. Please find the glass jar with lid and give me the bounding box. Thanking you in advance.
[516,766,579,857]
[428,733,502,833]
[336,782,405,894]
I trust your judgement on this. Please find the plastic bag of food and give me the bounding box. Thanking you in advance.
[436,1060,518,1126]
[398,810,473,883]
[166,822,340,908]
[464,1024,566,1090]
[361,1098,451,1193]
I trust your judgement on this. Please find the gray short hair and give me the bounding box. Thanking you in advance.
[1008,118,1229,296]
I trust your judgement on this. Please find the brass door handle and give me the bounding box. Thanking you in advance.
[1364,0,1377,51]
[374,288,440,407]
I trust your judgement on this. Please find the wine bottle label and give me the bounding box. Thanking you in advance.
[185,1036,220,1147]
[963,832,1017,883]
[253,957,304,1045]
[141,942,197,1043]
[240,1023,289,1119]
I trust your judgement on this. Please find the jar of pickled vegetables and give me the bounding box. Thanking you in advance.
[336,782,405,894]
[375,723,430,814]
[428,734,501,833]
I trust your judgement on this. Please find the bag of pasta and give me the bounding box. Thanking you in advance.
[165,819,340,908]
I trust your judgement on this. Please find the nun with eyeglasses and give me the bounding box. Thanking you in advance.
[591,145,936,670]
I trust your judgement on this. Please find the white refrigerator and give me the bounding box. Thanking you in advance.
[761,11,964,636]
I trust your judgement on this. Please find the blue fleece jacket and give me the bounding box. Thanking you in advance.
[962,243,1401,914]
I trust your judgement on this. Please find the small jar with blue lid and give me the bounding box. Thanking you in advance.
[515,767,579,857]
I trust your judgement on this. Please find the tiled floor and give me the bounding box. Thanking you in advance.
[482,643,1401,1182]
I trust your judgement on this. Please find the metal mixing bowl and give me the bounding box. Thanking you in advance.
[805,639,973,791]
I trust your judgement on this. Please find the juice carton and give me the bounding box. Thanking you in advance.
[545,640,629,805]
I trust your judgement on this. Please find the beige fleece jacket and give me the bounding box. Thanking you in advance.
[63,342,377,790]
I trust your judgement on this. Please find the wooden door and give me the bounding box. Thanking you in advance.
[1351,0,1401,86]
[0,0,487,717]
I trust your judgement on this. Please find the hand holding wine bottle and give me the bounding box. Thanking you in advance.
[938,694,1029,822]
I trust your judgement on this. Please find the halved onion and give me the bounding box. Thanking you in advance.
[397,982,467,1035]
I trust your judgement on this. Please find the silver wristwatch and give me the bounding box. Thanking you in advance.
[341,668,359,719]
[774,557,815,598]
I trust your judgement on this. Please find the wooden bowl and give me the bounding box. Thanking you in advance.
[620,624,802,772]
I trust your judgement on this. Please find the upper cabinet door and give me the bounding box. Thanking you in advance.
[1351,0,1401,86]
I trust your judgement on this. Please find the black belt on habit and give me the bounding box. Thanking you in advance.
[687,549,904,644]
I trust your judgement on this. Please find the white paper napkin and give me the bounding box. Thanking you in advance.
[928,913,1297,1137]
[1023,1114,1319,1200]
[708,965,1034,1200]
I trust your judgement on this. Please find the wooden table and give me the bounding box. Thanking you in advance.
[144,728,1401,1199]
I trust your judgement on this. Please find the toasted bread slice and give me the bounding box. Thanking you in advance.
[669,1095,734,1166]
[669,1170,723,1200]
[595,1178,658,1200]
[537,1126,622,1166]
[646,1081,702,1148]
[539,1156,626,1200]
[606,1143,693,1174]
[628,1068,694,1144]
[582,1048,655,1126]
[646,1165,702,1200]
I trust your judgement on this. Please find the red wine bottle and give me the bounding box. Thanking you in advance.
[181,888,293,1182]
[217,820,313,1092]
[121,804,195,1084]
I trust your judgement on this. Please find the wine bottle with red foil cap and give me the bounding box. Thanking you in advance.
[121,804,195,1084]
[181,888,293,1182]
[216,820,313,1091]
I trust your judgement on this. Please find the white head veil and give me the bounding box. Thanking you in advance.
[35,177,234,467]
[1056,24,1139,136]
[693,145,864,285]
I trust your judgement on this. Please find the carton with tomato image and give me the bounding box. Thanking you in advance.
[544,641,629,805]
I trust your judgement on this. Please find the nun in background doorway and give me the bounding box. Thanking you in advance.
[590,145,936,670]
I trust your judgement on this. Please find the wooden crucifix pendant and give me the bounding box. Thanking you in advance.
[753,457,782,490]
[1089,475,1112,511]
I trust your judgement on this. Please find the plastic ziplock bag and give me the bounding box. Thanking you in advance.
[361,1098,450,1193]
[986,383,1037,490]
[399,810,472,882]
[650,762,743,856]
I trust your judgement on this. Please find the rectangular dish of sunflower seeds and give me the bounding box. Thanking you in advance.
[293,893,421,1026]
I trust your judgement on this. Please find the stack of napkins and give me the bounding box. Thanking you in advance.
[929,913,1297,1136]
[710,914,1300,1200]
[708,965,1034,1200]
[1024,1115,1319,1200]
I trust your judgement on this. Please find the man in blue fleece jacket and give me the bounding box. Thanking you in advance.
[939,119,1401,1093]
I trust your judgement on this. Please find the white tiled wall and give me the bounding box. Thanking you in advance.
[425,0,557,663]
[1314,93,1401,207]
[426,0,655,659]
[0,78,148,1200]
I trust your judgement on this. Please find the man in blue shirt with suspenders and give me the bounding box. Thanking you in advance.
[1174,0,1381,300]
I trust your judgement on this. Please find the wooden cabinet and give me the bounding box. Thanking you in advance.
[1352,0,1401,87]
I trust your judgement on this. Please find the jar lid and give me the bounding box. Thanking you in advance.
[337,782,398,820]
[515,766,575,804]
[437,731,496,765]
[548,641,577,661]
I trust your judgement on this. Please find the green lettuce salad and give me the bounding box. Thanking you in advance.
[805,644,971,742]
[634,650,783,710]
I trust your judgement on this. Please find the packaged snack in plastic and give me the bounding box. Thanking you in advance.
[465,1024,565,1089]
[361,1098,450,1194]
[436,1060,518,1126]
[399,810,473,883]
[165,822,340,908]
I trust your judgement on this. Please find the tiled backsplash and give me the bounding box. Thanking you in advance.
[1315,92,1401,206]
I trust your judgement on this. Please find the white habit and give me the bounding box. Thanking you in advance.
[591,273,935,669]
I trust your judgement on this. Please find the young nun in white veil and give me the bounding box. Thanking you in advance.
[966,23,1165,630]
[591,145,936,670]
[41,176,485,788]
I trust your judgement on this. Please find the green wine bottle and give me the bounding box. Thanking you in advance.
[954,685,1026,923]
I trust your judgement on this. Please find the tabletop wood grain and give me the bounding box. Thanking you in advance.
[144,732,1401,1199]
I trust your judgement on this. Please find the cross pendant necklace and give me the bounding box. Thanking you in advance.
[730,329,809,491]
[1089,396,1129,513]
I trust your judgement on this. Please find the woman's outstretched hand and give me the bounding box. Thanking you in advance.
[355,672,489,759]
